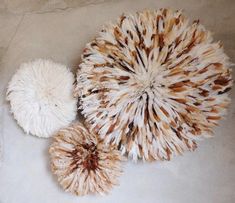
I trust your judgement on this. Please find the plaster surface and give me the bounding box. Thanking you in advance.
[0,1,234,202]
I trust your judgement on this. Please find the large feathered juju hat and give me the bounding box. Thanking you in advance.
[6,59,77,138]
[49,122,123,196]
[75,9,233,161]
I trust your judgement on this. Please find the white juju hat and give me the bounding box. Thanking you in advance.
[75,9,233,161]
[6,59,77,138]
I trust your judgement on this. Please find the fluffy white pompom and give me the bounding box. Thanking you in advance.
[6,59,77,138]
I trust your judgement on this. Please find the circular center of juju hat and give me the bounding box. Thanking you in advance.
[6,59,77,138]
[49,122,123,196]
[76,9,232,161]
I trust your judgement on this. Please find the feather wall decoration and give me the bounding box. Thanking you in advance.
[49,122,123,195]
[75,9,233,161]
[6,59,77,138]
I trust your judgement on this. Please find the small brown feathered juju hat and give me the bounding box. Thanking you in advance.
[75,8,233,161]
[49,123,123,196]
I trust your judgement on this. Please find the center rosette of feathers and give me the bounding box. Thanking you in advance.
[76,9,232,161]
[80,143,99,171]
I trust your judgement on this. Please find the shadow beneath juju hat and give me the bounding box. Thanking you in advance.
[43,138,68,194]
[43,138,53,172]
[76,103,85,123]
[70,50,83,74]
[70,52,86,124]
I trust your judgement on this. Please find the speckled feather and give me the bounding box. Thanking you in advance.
[75,9,233,161]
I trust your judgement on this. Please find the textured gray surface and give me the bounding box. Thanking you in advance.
[0,0,235,202]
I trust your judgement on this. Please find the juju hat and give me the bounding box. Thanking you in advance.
[6,59,77,138]
[76,9,233,161]
[49,122,123,196]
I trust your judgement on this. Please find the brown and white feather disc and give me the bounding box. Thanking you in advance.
[49,122,123,196]
[75,9,232,161]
